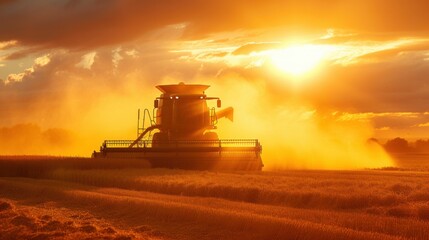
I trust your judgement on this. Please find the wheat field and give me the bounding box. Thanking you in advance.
[0,156,429,239]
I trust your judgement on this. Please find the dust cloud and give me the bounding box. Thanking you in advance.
[208,76,394,170]
[0,124,74,156]
[0,74,393,169]
[0,69,159,156]
[0,52,175,156]
[0,50,393,169]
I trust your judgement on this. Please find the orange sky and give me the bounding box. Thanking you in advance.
[0,1,429,165]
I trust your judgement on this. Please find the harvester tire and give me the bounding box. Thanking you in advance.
[203,132,219,140]
[152,132,168,147]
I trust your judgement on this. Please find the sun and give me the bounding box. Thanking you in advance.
[269,44,334,76]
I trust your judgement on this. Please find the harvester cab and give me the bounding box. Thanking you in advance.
[93,82,263,171]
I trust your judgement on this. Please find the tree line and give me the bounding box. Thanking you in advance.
[379,138,429,153]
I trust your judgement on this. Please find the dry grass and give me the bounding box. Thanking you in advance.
[0,197,153,240]
[0,178,413,240]
[48,168,429,217]
[0,155,428,239]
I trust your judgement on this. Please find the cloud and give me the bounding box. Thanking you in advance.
[172,35,429,114]
[0,36,396,168]
[336,112,429,130]
[0,123,75,155]
[5,54,50,83]
[0,37,205,154]
[1,0,429,56]
[2,47,45,60]
[76,51,96,70]
[417,122,429,127]
[232,43,283,55]
[0,0,14,6]
[289,51,429,113]
[357,40,429,61]
[0,0,428,161]
[0,40,17,50]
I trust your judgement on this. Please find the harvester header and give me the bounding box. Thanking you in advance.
[92,82,263,170]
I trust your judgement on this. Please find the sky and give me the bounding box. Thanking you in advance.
[1,0,429,168]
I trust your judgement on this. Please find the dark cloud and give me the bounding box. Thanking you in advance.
[0,0,175,50]
[0,0,14,6]
[300,55,429,112]
[1,0,429,55]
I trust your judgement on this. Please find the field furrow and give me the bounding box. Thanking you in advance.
[0,177,427,239]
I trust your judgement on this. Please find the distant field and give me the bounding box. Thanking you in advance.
[0,155,428,240]
[389,153,429,171]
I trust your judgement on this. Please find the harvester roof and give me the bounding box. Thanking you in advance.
[156,82,210,95]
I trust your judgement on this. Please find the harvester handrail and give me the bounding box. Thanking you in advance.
[102,139,261,149]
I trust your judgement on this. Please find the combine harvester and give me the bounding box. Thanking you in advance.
[92,83,263,170]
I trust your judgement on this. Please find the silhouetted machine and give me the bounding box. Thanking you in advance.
[92,82,263,170]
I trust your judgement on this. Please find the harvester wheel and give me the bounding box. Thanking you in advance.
[203,132,219,140]
[152,132,168,147]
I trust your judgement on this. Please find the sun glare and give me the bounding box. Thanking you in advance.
[269,44,334,76]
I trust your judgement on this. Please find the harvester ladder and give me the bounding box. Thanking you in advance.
[137,108,157,139]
